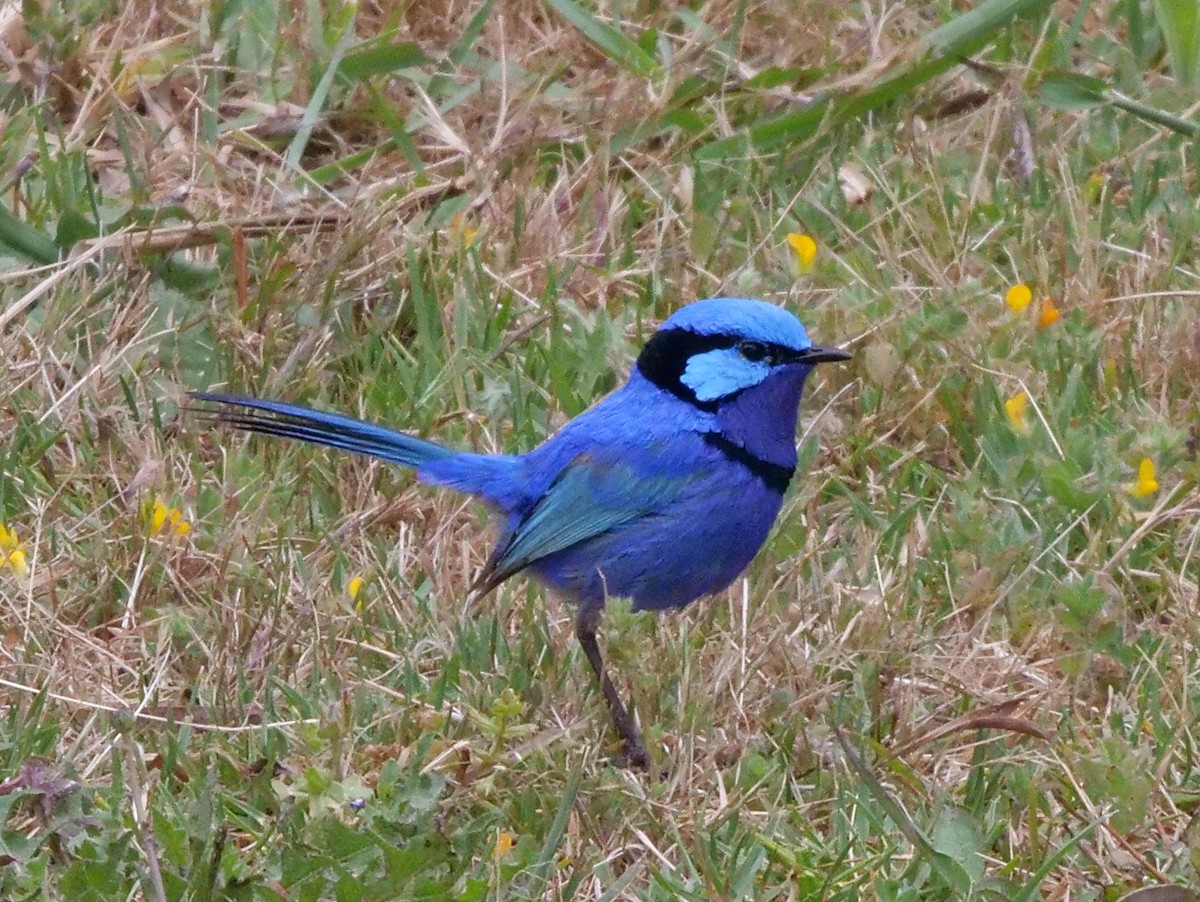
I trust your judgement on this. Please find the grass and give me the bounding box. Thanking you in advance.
[2,0,1200,898]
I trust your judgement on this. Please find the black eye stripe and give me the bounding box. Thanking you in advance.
[636,329,736,411]
[636,328,798,410]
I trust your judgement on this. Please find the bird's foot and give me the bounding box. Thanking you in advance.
[614,740,653,772]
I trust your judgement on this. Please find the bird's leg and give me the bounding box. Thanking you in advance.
[575,603,652,770]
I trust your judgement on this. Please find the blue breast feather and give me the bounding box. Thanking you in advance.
[522,431,787,610]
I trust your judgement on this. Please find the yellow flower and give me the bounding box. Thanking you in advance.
[1004,391,1032,436]
[1005,284,1032,313]
[786,233,817,274]
[1128,458,1159,498]
[451,211,478,247]
[494,830,515,859]
[147,499,191,537]
[347,575,364,612]
[1037,297,1061,329]
[0,524,29,577]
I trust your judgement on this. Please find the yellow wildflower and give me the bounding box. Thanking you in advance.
[451,211,478,247]
[348,575,364,613]
[1005,284,1032,313]
[1037,297,1061,329]
[1128,458,1159,498]
[147,499,191,537]
[0,524,29,577]
[494,830,515,859]
[1004,391,1031,436]
[786,233,817,274]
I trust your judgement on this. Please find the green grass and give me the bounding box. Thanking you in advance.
[2,0,1200,898]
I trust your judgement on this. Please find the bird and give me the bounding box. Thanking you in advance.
[189,296,851,769]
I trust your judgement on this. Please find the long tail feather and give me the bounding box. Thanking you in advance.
[188,392,457,469]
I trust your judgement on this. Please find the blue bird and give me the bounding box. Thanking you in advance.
[190,297,850,769]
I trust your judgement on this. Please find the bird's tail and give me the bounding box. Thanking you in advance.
[188,392,458,469]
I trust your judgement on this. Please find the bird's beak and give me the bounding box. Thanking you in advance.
[793,344,852,365]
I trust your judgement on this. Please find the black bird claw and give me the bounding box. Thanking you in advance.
[615,740,653,772]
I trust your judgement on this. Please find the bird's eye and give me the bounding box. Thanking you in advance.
[738,341,773,364]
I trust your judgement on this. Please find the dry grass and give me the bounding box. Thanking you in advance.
[2,0,1200,898]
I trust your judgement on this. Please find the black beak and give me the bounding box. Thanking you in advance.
[793,344,853,365]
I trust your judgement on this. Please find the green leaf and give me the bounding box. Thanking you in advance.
[339,40,429,80]
[0,796,41,863]
[0,201,59,263]
[1077,737,1153,834]
[661,108,711,134]
[1041,461,1101,510]
[635,26,658,58]
[1056,578,1108,632]
[1039,72,1107,110]
[741,66,811,90]
[55,209,99,248]
[931,807,986,882]
[694,99,829,162]
[926,0,1055,56]
[1155,0,1200,86]
[1040,71,1200,136]
[543,0,659,79]
[152,256,222,294]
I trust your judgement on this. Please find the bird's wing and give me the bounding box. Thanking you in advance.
[474,451,693,594]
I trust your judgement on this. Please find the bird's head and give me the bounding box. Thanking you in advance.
[635,297,850,413]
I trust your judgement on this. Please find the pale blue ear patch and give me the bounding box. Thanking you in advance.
[680,348,770,402]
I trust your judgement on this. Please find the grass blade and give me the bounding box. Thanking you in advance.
[427,0,495,99]
[835,731,972,894]
[926,0,1055,55]
[1040,71,1200,136]
[0,202,59,264]
[1010,816,1103,902]
[543,0,658,78]
[528,766,582,891]
[1107,89,1200,136]
[284,3,357,171]
[1155,0,1200,86]
[339,40,429,81]
[696,0,1055,160]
